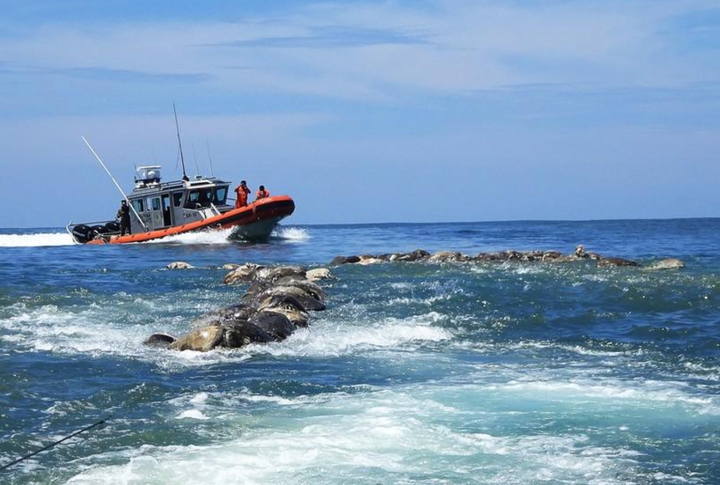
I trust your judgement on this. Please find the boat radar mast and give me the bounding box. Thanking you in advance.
[173,103,189,182]
[134,165,162,189]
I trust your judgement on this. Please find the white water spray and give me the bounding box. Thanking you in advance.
[272,226,311,242]
[0,233,75,247]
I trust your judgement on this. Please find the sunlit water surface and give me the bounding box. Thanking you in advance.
[1,220,719,484]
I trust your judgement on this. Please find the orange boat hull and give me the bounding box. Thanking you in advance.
[87,195,295,245]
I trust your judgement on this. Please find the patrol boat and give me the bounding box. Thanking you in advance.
[67,165,295,244]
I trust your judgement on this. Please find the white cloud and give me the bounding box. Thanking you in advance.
[0,0,718,102]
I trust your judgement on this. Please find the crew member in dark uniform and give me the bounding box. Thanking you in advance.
[117,200,132,236]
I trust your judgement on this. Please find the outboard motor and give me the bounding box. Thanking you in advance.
[104,221,121,233]
[71,224,92,243]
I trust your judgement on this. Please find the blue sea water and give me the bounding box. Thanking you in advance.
[0,219,718,484]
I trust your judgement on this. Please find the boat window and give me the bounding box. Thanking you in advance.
[173,192,183,207]
[185,188,214,209]
[185,190,200,209]
[199,189,212,205]
[131,199,144,213]
[152,198,161,211]
[214,187,228,205]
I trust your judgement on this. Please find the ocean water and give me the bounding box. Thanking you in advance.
[0,219,718,484]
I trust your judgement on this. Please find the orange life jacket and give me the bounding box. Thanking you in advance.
[256,189,270,200]
[235,185,249,207]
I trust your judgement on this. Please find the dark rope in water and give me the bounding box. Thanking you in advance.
[0,415,112,472]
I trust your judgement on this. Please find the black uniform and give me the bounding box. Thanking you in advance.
[117,203,132,236]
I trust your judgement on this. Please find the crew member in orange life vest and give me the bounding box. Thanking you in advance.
[256,185,270,200]
[234,180,251,208]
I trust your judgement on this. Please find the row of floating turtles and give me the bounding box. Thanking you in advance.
[331,245,685,270]
[150,245,684,352]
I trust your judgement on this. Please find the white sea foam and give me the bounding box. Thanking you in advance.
[468,265,489,275]
[387,294,453,306]
[238,394,298,406]
[190,392,210,405]
[0,300,228,368]
[0,299,296,370]
[389,282,413,291]
[0,304,155,358]
[246,312,451,358]
[67,388,642,485]
[508,264,545,275]
[509,340,643,357]
[0,232,75,247]
[177,409,209,420]
[484,378,719,415]
[387,297,417,305]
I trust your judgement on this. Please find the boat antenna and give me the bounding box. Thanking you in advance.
[206,138,214,177]
[81,136,148,231]
[173,103,189,182]
[192,143,200,176]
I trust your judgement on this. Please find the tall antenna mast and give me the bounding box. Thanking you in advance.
[173,103,188,181]
[206,138,214,177]
[192,143,200,176]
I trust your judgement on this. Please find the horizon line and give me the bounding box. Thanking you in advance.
[2,215,718,231]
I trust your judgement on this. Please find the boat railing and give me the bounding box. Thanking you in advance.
[191,204,222,221]
[67,219,116,228]
[65,222,76,243]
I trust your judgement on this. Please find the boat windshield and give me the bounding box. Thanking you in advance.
[185,187,228,209]
[215,187,227,204]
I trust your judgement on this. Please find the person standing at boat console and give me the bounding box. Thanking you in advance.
[256,185,270,200]
[117,200,132,236]
[234,180,251,209]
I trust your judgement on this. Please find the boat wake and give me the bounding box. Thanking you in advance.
[144,226,310,246]
[0,232,75,247]
[145,228,235,245]
[0,226,309,248]
[272,226,311,242]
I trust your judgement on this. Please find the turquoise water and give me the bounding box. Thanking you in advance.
[0,220,719,484]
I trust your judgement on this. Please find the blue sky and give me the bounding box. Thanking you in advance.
[0,0,718,227]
